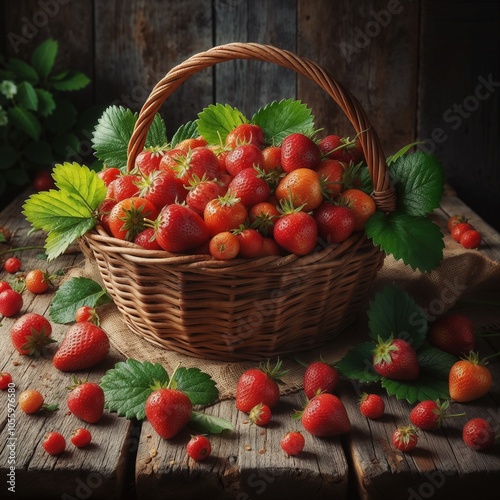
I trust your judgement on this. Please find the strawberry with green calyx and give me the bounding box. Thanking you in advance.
[318,134,364,165]
[281,132,321,173]
[67,377,105,424]
[392,425,418,452]
[409,399,465,431]
[236,359,288,413]
[372,335,419,381]
[10,313,55,355]
[248,403,272,426]
[18,389,58,414]
[135,146,166,175]
[303,360,340,399]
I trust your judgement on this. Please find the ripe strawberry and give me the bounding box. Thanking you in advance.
[460,229,481,249]
[303,361,339,399]
[4,256,21,274]
[447,214,468,233]
[300,393,351,437]
[97,198,117,235]
[316,158,347,199]
[106,174,140,201]
[450,222,473,243]
[209,231,240,260]
[43,432,66,456]
[163,146,220,185]
[135,147,165,175]
[280,431,305,456]
[53,323,110,372]
[71,428,92,448]
[97,167,121,187]
[138,170,187,210]
[359,393,385,419]
[314,202,356,244]
[204,192,248,237]
[274,205,318,256]
[10,313,54,355]
[75,306,99,325]
[225,123,265,149]
[248,201,280,237]
[409,399,464,431]
[275,168,323,212]
[235,359,287,413]
[134,227,162,250]
[33,168,56,191]
[225,144,264,177]
[145,388,193,439]
[0,288,23,317]
[0,280,11,293]
[108,197,159,241]
[18,389,57,414]
[186,176,226,214]
[154,203,210,253]
[392,425,418,452]
[372,336,420,381]
[67,380,105,424]
[261,146,282,173]
[338,188,376,232]
[449,352,492,402]
[176,136,208,151]
[428,313,475,357]
[462,418,496,451]
[248,403,272,426]
[25,268,51,294]
[318,135,364,164]
[281,133,321,173]
[259,237,282,257]
[0,372,12,390]
[186,435,212,461]
[228,167,271,208]
[235,228,264,258]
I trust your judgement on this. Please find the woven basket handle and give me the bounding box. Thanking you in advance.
[127,42,396,212]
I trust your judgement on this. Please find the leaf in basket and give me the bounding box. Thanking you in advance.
[100,359,170,420]
[252,99,315,146]
[367,284,428,348]
[390,151,445,216]
[170,120,199,147]
[49,277,112,324]
[196,103,247,145]
[22,162,106,260]
[171,367,218,406]
[417,344,457,380]
[365,211,444,272]
[189,412,235,434]
[145,112,168,149]
[381,374,450,404]
[335,342,381,383]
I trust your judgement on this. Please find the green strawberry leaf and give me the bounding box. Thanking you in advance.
[381,374,450,404]
[100,359,170,420]
[365,211,444,272]
[31,38,58,79]
[417,344,457,380]
[196,103,248,145]
[49,277,112,324]
[145,113,168,149]
[189,412,235,434]
[171,120,199,147]
[390,151,445,216]
[252,99,315,146]
[35,89,56,117]
[172,367,218,406]
[7,106,41,140]
[16,81,38,111]
[368,284,428,348]
[51,70,91,91]
[335,342,380,383]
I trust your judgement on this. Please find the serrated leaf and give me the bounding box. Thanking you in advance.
[368,284,428,348]
[381,375,449,404]
[189,412,234,434]
[92,105,137,169]
[35,88,56,117]
[335,342,381,383]
[100,360,170,420]
[7,106,41,140]
[0,145,18,170]
[252,99,315,146]
[51,70,91,91]
[16,81,38,111]
[390,151,445,216]
[417,344,457,380]
[49,277,112,324]
[172,367,218,406]
[6,58,39,84]
[171,121,198,147]
[31,38,58,79]
[365,211,444,272]
[145,113,168,148]
[196,104,247,145]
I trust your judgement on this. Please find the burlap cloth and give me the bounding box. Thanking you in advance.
[68,245,500,401]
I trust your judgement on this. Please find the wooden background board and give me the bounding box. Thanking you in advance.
[1,0,499,231]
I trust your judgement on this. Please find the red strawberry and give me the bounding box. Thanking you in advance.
[280,431,305,456]
[53,323,110,372]
[134,227,162,250]
[235,359,287,413]
[42,432,66,456]
[176,136,208,151]
[71,428,92,448]
[135,147,166,175]
[315,158,347,198]
[300,393,351,437]
[409,399,464,431]
[0,288,23,317]
[235,228,264,258]
[225,144,264,177]
[227,167,271,208]
[186,176,227,215]
[225,123,265,149]
[274,206,318,256]
[428,313,475,357]
[186,434,212,461]
[98,167,121,186]
[372,336,419,381]
[145,388,192,439]
[281,133,321,173]
[154,203,210,253]
[359,393,385,419]
[318,135,363,164]
[106,174,140,201]
[303,361,339,399]
[460,229,481,249]
[138,170,187,210]
[314,202,356,244]
[462,418,496,451]
[67,380,105,424]
[10,313,55,355]
[392,425,418,452]
[451,222,473,243]
[248,403,272,426]
[163,146,220,185]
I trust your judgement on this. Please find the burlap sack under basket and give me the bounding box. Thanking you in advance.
[82,43,397,362]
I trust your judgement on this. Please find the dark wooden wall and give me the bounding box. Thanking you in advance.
[1,0,499,230]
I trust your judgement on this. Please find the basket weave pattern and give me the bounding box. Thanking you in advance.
[83,43,396,361]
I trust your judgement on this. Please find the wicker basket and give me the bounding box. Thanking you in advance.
[82,43,397,362]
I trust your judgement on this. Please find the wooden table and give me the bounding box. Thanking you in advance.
[1,187,499,500]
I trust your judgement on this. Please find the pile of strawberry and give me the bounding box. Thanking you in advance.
[96,124,375,259]
[448,214,482,249]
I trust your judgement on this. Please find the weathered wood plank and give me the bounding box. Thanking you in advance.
[297,0,420,156]
[214,0,297,117]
